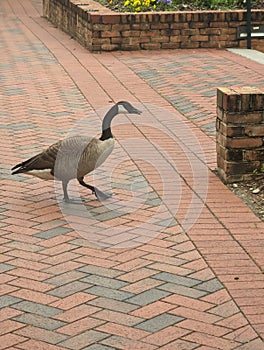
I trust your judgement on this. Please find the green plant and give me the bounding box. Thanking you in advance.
[253,166,264,175]
[103,0,260,13]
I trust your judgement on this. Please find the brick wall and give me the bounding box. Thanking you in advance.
[216,87,264,183]
[43,0,264,52]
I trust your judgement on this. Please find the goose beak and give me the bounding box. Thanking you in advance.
[132,107,142,115]
[118,103,142,115]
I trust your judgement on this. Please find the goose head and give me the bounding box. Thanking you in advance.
[100,101,142,141]
[116,101,142,115]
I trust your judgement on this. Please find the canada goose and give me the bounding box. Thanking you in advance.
[11,101,142,202]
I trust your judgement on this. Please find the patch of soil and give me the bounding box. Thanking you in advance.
[227,175,264,221]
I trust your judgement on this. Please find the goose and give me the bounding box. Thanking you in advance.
[11,101,142,202]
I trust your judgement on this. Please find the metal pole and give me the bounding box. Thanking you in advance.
[246,0,251,49]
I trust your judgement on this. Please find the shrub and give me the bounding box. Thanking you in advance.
[103,0,262,12]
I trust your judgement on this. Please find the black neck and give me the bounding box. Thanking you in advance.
[100,128,113,141]
[99,104,118,141]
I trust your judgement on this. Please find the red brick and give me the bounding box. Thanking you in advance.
[216,312,248,329]
[75,255,117,268]
[245,125,264,137]
[149,262,193,276]
[0,320,25,335]
[225,324,258,343]
[191,35,208,42]
[92,309,142,326]
[163,294,213,311]
[2,218,36,228]
[0,334,27,349]
[143,326,191,346]
[74,246,114,259]
[102,14,120,24]
[0,284,18,296]
[7,268,52,281]
[15,325,67,345]
[131,301,175,319]
[40,243,76,256]
[8,277,54,293]
[183,331,239,350]
[50,292,96,310]
[18,339,66,350]
[158,338,201,350]
[217,133,263,149]
[0,274,16,285]
[141,43,161,50]
[102,335,157,350]
[216,119,245,137]
[97,322,149,340]
[0,308,23,322]
[53,305,101,323]
[177,319,229,337]
[138,245,176,257]
[39,235,74,248]
[56,316,104,336]
[118,268,156,283]
[114,258,150,272]
[43,259,83,273]
[5,250,44,262]
[170,306,221,325]
[89,14,101,24]
[2,224,39,235]
[10,289,59,304]
[223,112,263,124]
[121,277,163,293]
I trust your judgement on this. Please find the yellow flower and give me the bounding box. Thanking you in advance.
[124,0,130,5]
[109,0,113,4]
[135,6,141,11]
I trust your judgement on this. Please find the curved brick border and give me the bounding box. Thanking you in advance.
[44,0,264,52]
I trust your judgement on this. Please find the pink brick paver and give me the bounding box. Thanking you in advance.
[0,0,264,349]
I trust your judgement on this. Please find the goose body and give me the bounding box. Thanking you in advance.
[12,101,141,201]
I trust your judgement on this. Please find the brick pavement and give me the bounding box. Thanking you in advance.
[0,0,264,349]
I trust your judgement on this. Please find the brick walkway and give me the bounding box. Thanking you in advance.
[0,1,264,349]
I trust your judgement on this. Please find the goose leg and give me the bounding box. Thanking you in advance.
[61,180,82,204]
[62,181,83,204]
[78,178,112,201]
[62,181,70,202]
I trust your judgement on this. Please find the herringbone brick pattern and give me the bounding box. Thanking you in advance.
[116,50,264,138]
[0,0,264,349]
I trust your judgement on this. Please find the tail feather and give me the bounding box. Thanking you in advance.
[11,156,35,175]
[11,163,23,172]
[11,164,27,175]
[11,154,45,175]
[11,158,33,172]
[12,167,25,175]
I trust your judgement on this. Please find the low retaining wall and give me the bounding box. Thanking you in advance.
[43,0,264,51]
[216,87,264,183]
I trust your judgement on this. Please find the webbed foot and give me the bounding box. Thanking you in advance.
[63,197,83,204]
[94,189,112,201]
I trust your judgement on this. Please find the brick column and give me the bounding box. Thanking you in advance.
[216,86,264,183]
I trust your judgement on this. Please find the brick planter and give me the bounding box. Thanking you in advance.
[43,0,264,51]
[216,87,264,183]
